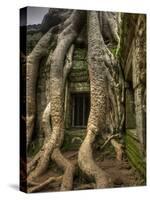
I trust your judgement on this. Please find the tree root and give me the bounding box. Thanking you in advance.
[104,12,120,44]
[101,134,119,150]
[52,148,75,191]
[27,101,51,176]
[63,44,74,82]
[27,11,85,188]
[27,11,85,181]
[75,183,96,190]
[110,138,123,161]
[78,129,112,188]
[101,134,123,161]
[28,176,62,193]
[42,102,51,138]
[27,152,41,175]
[78,11,112,189]
[27,179,39,187]
[26,24,60,148]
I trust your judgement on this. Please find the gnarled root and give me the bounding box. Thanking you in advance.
[27,10,85,181]
[78,11,112,188]
[27,151,41,175]
[52,148,75,191]
[101,134,123,161]
[101,134,119,150]
[27,101,51,176]
[78,129,112,188]
[26,25,58,148]
[28,176,62,193]
[110,139,123,161]
[42,102,51,138]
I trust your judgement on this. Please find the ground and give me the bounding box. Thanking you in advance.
[28,146,144,192]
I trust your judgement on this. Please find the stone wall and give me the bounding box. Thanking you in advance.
[125,86,136,129]
[65,47,90,129]
[125,130,146,178]
[120,13,146,176]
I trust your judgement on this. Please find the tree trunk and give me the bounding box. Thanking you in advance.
[78,11,112,188]
[27,10,85,191]
[26,27,54,148]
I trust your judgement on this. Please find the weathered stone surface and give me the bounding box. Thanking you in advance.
[70,82,90,93]
[125,130,146,178]
[64,47,90,132]
[125,88,136,129]
[120,14,146,156]
[62,129,86,151]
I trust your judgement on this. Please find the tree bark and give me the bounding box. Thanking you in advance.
[26,25,59,148]
[78,11,112,188]
[27,11,85,191]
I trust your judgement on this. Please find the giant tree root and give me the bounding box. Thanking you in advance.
[52,148,75,191]
[27,10,85,188]
[28,147,75,192]
[101,134,123,161]
[110,138,123,161]
[78,11,113,188]
[28,176,62,193]
[26,24,59,148]
[26,25,54,147]
[42,102,51,138]
[78,129,112,188]
[27,101,52,177]
[26,10,78,148]
[27,152,41,175]
[101,134,119,150]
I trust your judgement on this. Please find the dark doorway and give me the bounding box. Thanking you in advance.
[71,93,90,128]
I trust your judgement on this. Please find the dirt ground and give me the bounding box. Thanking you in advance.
[32,149,145,192]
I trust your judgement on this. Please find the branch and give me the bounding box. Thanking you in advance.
[110,139,123,161]
[63,44,74,81]
[28,176,62,193]
[101,134,119,150]
[27,152,41,175]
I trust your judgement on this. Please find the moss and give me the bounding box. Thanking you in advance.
[125,130,146,178]
[69,46,89,87]
[72,47,87,71]
[70,82,90,93]
[126,150,146,178]
[110,46,117,57]
[119,13,139,64]
[62,129,86,151]
[69,76,89,83]
[73,48,87,60]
